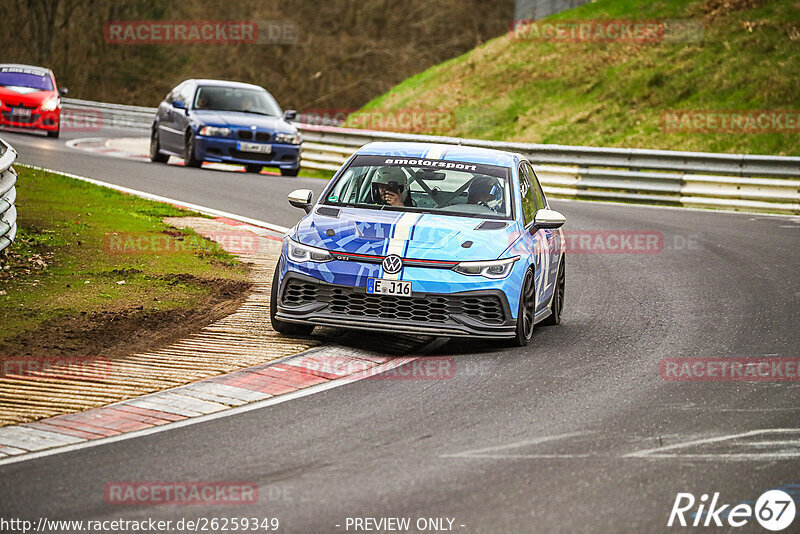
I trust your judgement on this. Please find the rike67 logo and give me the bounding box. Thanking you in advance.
[668,490,796,531]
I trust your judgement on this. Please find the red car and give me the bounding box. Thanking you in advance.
[0,64,67,138]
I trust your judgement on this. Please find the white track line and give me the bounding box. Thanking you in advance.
[16,163,290,234]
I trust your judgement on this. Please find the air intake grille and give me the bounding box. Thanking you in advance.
[282,279,506,325]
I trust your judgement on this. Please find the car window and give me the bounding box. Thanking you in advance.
[519,164,537,226]
[324,154,513,220]
[179,84,194,105]
[524,162,546,211]
[0,66,53,91]
[193,86,282,116]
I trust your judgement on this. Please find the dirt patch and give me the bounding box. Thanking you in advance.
[701,0,769,19]
[0,276,252,359]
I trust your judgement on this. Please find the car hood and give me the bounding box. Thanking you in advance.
[190,110,295,133]
[0,87,54,106]
[293,206,522,262]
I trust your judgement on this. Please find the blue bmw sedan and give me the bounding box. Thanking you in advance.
[149,79,301,176]
[270,142,566,346]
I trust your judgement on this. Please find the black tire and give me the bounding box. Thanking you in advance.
[183,131,202,168]
[510,268,536,347]
[270,265,314,336]
[47,128,59,138]
[149,128,169,163]
[280,167,300,177]
[245,164,263,174]
[542,256,565,326]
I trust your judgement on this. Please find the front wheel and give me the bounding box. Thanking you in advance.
[542,256,565,326]
[150,129,169,163]
[46,128,60,139]
[183,131,202,168]
[245,164,263,174]
[270,266,314,336]
[280,167,300,177]
[510,268,536,347]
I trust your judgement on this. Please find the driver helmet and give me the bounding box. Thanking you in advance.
[468,175,502,204]
[371,167,409,202]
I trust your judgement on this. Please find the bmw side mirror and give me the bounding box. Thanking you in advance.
[533,209,566,229]
[284,110,297,121]
[288,189,313,213]
[58,87,68,96]
[172,100,186,110]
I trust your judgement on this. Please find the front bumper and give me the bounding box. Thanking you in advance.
[0,107,60,132]
[275,271,517,338]
[195,135,300,169]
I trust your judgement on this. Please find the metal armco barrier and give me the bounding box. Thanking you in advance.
[0,138,18,253]
[63,98,800,214]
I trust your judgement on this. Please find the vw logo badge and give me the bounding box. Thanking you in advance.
[382,254,403,275]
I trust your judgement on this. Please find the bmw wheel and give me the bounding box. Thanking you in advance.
[184,131,202,168]
[150,128,169,163]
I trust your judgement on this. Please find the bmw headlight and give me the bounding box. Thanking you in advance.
[199,126,231,137]
[287,239,333,263]
[453,257,519,279]
[41,97,59,112]
[275,133,301,145]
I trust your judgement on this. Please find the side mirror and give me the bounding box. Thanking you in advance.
[172,99,186,110]
[533,209,565,229]
[58,87,68,96]
[284,109,297,121]
[288,189,313,213]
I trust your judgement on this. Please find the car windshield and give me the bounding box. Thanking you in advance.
[323,154,513,219]
[193,86,281,116]
[0,68,53,91]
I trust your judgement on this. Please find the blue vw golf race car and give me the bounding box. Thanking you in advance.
[270,142,566,346]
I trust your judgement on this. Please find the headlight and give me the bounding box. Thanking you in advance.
[198,126,231,137]
[287,239,333,263]
[453,257,519,279]
[274,133,301,144]
[41,97,59,112]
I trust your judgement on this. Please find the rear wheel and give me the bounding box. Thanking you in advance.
[280,167,300,177]
[510,268,536,347]
[542,256,565,326]
[245,164,263,174]
[270,265,314,336]
[183,131,202,168]
[150,129,169,163]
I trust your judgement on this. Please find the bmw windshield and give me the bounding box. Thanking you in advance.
[323,154,513,219]
[193,86,281,116]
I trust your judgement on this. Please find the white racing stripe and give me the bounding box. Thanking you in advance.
[384,213,421,280]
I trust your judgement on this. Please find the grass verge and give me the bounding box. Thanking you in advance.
[0,166,250,355]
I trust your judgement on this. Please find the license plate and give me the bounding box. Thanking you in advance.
[367,278,412,297]
[237,141,271,153]
[11,108,31,117]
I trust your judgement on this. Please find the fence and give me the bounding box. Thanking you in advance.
[62,98,800,214]
[0,138,18,253]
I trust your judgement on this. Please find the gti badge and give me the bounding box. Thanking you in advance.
[382,254,403,275]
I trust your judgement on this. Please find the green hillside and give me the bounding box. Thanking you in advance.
[355,0,800,156]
